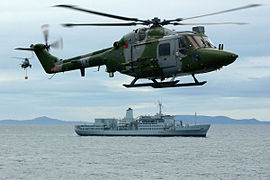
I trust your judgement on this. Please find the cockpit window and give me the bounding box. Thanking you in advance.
[193,36,205,48]
[202,37,215,48]
[187,36,199,50]
[186,35,215,49]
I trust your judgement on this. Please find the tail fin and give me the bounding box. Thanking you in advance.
[31,44,58,74]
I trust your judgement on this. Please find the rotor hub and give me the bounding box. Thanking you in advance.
[150,17,162,27]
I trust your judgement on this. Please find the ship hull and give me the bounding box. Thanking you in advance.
[75,124,210,137]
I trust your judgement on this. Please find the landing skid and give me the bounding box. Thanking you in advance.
[123,81,206,88]
[123,75,207,88]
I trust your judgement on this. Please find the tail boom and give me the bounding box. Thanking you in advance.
[32,44,109,75]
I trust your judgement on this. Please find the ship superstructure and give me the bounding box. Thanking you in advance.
[75,104,210,137]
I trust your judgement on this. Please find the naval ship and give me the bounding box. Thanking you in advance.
[75,103,210,137]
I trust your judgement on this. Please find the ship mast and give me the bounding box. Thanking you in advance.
[158,101,162,115]
[195,112,197,125]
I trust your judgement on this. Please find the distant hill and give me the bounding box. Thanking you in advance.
[0,115,269,124]
[0,116,91,125]
[174,115,270,124]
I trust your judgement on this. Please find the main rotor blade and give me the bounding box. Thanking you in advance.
[173,22,248,26]
[41,24,49,46]
[62,22,145,27]
[54,5,147,23]
[12,57,25,60]
[182,4,262,21]
[164,4,262,24]
[15,48,34,51]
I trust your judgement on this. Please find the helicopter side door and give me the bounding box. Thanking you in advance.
[157,39,177,71]
[175,36,189,72]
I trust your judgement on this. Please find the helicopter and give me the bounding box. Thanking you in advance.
[18,57,32,70]
[12,56,33,79]
[16,4,261,88]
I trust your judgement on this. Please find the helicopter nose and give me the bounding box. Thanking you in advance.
[195,48,238,70]
[231,53,238,59]
[215,51,238,68]
[223,51,238,65]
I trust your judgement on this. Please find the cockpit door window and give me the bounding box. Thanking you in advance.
[178,37,188,55]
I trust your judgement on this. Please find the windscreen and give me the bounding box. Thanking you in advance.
[186,35,215,49]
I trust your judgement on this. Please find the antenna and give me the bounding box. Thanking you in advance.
[195,112,197,125]
[158,100,163,115]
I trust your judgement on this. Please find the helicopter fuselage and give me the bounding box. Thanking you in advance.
[29,26,238,88]
[113,27,237,80]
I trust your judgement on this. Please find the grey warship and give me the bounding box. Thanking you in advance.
[75,103,210,137]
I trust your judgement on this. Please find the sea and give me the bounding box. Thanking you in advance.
[0,124,269,180]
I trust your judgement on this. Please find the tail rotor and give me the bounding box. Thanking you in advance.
[50,37,63,49]
[41,24,49,48]
[41,24,63,51]
[15,24,62,75]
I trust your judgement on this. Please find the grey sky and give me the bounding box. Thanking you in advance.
[0,0,269,121]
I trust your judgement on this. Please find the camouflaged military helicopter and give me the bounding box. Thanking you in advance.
[16,4,261,88]
[12,56,33,79]
[12,57,32,70]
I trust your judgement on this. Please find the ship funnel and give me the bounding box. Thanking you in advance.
[125,108,134,122]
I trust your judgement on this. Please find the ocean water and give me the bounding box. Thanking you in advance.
[0,124,269,180]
